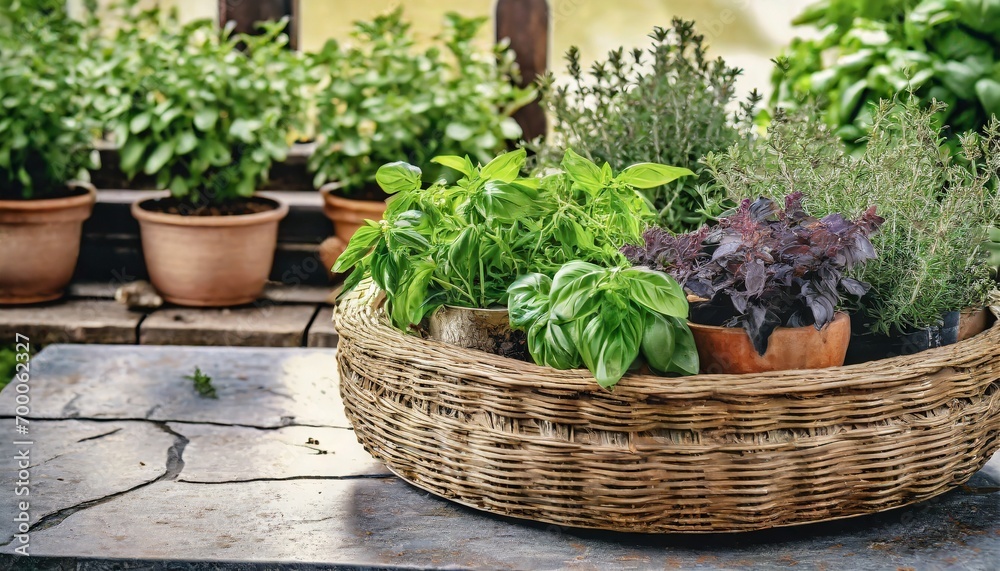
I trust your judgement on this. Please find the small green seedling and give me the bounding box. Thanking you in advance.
[185,367,217,399]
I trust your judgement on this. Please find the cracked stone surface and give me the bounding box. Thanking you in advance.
[0,345,345,428]
[0,420,177,546]
[7,469,1000,569]
[170,423,389,483]
[0,344,997,570]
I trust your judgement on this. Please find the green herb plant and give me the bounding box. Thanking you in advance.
[535,19,758,232]
[333,149,696,386]
[0,1,99,199]
[771,0,1000,148]
[104,15,311,207]
[705,98,1000,335]
[185,366,217,399]
[308,9,533,195]
[508,262,697,389]
[333,148,693,330]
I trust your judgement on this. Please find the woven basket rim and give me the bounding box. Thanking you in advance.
[334,280,1000,397]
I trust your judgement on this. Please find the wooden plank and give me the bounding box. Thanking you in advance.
[306,305,339,348]
[0,299,141,345]
[218,0,298,50]
[139,303,317,347]
[496,0,549,141]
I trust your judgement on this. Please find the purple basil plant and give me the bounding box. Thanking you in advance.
[622,193,884,355]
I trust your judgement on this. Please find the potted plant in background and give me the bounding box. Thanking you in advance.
[309,9,532,258]
[332,148,699,387]
[623,193,884,374]
[0,3,100,304]
[770,0,1000,151]
[107,17,311,306]
[705,98,1000,362]
[534,19,758,233]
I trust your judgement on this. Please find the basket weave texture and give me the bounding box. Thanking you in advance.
[335,281,1000,533]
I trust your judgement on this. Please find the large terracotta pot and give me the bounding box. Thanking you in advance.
[319,183,386,244]
[131,195,288,307]
[688,312,852,374]
[0,183,97,304]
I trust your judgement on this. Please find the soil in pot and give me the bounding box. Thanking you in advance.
[687,312,852,374]
[427,305,529,361]
[320,184,388,254]
[0,184,96,304]
[843,311,960,365]
[132,195,288,307]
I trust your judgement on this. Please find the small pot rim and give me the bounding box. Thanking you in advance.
[687,311,850,334]
[438,304,509,313]
[131,193,289,228]
[0,182,96,213]
[320,186,387,208]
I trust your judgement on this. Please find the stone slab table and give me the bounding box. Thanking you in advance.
[0,344,998,571]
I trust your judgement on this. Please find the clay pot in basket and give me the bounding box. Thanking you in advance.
[131,195,288,307]
[319,182,387,245]
[688,312,852,374]
[428,305,529,361]
[0,182,97,304]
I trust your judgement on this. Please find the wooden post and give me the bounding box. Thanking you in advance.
[496,0,549,141]
[218,0,299,50]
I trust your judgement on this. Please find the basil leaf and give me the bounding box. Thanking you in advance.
[615,163,695,189]
[332,222,382,274]
[577,308,643,389]
[560,149,604,192]
[507,273,552,330]
[431,155,475,178]
[664,315,699,375]
[622,267,688,318]
[640,312,676,374]
[479,148,526,182]
[527,317,581,370]
[549,261,605,321]
[375,162,422,194]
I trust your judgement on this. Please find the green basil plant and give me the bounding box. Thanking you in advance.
[508,262,698,388]
[332,148,697,386]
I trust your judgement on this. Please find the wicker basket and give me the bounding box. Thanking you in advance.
[335,280,1000,533]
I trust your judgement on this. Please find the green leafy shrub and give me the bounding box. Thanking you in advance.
[535,19,757,232]
[103,15,311,206]
[0,2,98,199]
[705,98,1000,335]
[308,9,533,195]
[771,0,1000,148]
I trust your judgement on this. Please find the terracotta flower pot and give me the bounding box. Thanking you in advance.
[958,307,990,341]
[131,195,288,307]
[319,183,386,244]
[688,312,851,374]
[428,305,529,361]
[0,183,97,304]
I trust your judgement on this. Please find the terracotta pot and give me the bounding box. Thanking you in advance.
[319,184,386,244]
[688,313,851,374]
[0,183,97,304]
[958,307,990,341]
[428,305,529,361]
[131,195,288,307]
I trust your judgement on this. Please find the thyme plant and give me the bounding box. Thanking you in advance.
[704,98,1000,335]
[536,19,757,232]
